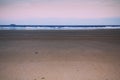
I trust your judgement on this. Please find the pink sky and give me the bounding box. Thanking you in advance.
[0,0,120,24]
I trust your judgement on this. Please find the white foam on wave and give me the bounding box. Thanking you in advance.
[0,26,120,30]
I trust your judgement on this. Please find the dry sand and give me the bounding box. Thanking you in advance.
[0,30,120,80]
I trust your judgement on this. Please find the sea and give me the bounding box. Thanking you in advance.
[0,25,120,30]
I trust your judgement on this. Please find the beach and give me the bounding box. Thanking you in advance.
[0,29,120,80]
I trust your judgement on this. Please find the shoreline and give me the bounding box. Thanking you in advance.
[0,29,120,40]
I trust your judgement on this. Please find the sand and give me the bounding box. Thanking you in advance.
[0,29,120,80]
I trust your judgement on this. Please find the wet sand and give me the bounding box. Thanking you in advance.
[0,29,120,80]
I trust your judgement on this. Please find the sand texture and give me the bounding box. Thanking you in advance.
[0,29,120,80]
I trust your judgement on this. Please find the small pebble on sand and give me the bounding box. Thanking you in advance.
[41,77,45,79]
[35,51,38,54]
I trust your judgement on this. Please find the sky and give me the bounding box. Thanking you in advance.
[0,0,120,25]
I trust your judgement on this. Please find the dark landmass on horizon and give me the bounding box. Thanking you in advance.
[0,24,120,27]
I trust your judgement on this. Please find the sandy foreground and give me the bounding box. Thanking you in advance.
[0,30,120,80]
